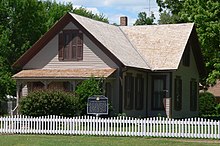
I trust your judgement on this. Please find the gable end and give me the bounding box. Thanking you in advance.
[13,13,124,69]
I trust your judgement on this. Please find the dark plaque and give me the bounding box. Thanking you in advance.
[87,95,108,116]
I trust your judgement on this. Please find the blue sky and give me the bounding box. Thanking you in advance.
[56,0,160,25]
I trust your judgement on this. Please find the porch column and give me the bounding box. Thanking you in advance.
[42,80,51,89]
[15,82,22,115]
[71,81,76,92]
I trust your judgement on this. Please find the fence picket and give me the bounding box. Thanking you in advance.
[0,115,219,139]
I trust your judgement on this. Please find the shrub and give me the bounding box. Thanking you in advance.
[75,77,103,115]
[20,90,80,117]
[199,92,217,116]
[216,103,220,115]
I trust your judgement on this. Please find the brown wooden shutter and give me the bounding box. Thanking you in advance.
[58,33,64,60]
[72,32,77,60]
[190,80,197,111]
[124,74,134,110]
[77,32,83,60]
[178,78,182,110]
[124,76,128,109]
[135,76,144,110]
[130,76,134,110]
[174,77,182,111]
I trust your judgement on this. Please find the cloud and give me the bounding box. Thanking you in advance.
[72,5,100,15]
[57,0,160,25]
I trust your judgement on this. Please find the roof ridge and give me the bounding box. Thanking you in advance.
[119,26,152,70]
[69,12,118,27]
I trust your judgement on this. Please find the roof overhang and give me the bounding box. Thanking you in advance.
[13,68,116,80]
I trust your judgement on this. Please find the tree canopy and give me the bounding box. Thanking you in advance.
[157,0,220,85]
[0,0,108,100]
[134,12,155,25]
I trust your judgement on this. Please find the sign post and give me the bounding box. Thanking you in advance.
[87,95,108,117]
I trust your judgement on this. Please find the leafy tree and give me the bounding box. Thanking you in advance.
[73,7,108,23]
[134,12,155,25]
[158,11,180,24]
[156,0,184,14]
[156,0,220,85]
[179,0,220,85]
[0,56,16,101]
[75,77,103,115]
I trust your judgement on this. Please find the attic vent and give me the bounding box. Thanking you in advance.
[120,16,128,26]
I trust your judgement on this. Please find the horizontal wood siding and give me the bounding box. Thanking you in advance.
[22,85,28,97]
[23,22,118,69]
[172,43,199,118]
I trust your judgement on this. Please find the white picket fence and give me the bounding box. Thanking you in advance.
[0,115,219,139]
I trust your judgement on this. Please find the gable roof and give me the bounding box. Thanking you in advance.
[69,13,150,70]
[120,23,193,70]
[13,12,150,70]
[13,12,205,75]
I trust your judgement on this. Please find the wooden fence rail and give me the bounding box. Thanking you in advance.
[0,115,219,139]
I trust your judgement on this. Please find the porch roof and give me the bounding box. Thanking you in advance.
[13,68,116,79]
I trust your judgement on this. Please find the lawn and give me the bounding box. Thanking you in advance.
[0,135,219,146]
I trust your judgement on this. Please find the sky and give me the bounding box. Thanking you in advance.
[56,0,160,25]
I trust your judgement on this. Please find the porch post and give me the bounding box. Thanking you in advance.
[71,81,76,92]
[15,82,22,115]
[42,80,51,89]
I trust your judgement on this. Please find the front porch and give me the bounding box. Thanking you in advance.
[12,68,117,115]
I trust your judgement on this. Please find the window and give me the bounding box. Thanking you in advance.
[183,43,190,66]
[59,30,83,61]
[152,76,166,110]
[174,76,182,111]
[135,74,144,110]
[190,79,198,111]
[124,73,134,110]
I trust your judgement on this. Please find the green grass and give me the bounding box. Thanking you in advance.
[0,135,219,146]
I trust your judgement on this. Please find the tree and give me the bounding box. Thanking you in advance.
[156,0,184,14]
[134,12,155,25]
[179,0,220,85]
[156,0,220,85]
[75,77,103,115]
[158,11,180,24]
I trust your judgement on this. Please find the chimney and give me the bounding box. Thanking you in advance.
[120,16,128,26]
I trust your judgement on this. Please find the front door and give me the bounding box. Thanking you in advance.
[151,75,166,110]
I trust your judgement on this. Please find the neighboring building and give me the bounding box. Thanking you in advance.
[207,80,220,103]
[13,13,205,118]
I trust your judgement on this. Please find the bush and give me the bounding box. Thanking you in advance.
[216,103,220,115]
[75,77,103,115]
[20,90,80,117]
[199,92,217,116]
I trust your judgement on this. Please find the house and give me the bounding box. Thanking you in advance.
[12,12,205,118]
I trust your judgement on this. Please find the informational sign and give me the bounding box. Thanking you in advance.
[87,95,108,116]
